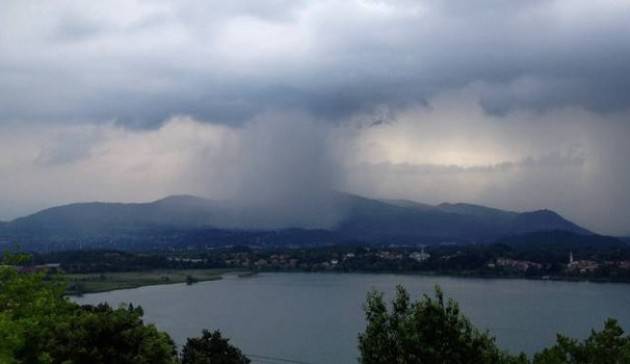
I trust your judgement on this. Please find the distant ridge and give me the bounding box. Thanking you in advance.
[495,230,625,250]
[0,193,596,251]
[333,193,590,244]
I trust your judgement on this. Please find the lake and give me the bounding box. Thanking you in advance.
[73,273,630,364]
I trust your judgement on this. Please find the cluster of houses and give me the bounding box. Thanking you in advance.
[566,251,599,273]
[489,251,630,275]
[492,258,545,272]
[565,253,630,273]
[253,255,301,269]
[489,252,601,274]
[373,249,430,262]
[198,248,629,275]
[219,249,433,271]
[409,248,431,262]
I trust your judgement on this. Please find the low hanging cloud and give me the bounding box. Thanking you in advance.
[1,1,630,234]
[0,118,239,218]
[227,113,343,229]
[1,88,630,234]
[0,114,344,229]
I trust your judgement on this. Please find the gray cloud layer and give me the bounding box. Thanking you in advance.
[1,1,630,234]
[2,0,630,125]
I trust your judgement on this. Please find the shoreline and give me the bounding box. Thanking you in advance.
[259,269,630,285]
[66,275,224,296]
[66,268,630,296]
[63,268,239,296]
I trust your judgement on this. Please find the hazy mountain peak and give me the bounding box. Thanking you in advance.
[0,193,594,251]
[380,199,435,210]
[153,195,215,207]
[436,202,518,219]
[511,210,591,235]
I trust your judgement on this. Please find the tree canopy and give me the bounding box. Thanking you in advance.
[359,285,527,364]
[181,329,250,364]
[359,285,630,364]
[533,319,630,364]
[0,252,248,364]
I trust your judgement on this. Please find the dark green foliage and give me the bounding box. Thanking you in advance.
[358,285,527,364]
[1,252,254,364]
[0,253,77,363]
[359,285,630,364]
[186,274,198,285]
[533,319,630,364]
[38,250,176,273]
[181,330,250,364]
[0,252,178,364]
[43,303,177,364]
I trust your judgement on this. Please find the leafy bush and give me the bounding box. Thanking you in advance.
[359,285,527,364]
[533,319,630,364]
[181,330,250,364]
[1,252,250,364]
[1,253,178,364]
[359,285,630,364]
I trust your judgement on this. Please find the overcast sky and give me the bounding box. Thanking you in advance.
[1,0,630,234]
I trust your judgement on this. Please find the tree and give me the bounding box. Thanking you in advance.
[358,285,527,364]
[0,252,178,364]
[0,253,73,363]
[186,274,198,285]
[533,319,630,364]
[181,330,250,364]
[44,303,178,364]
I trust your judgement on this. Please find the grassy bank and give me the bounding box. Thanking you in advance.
[64,269,236,295]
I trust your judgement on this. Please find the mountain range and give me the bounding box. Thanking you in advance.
[0,193,608,251]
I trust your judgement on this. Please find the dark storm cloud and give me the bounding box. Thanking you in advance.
[1,0,630,234]
[2,0,630,126]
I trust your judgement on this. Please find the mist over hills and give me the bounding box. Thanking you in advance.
[0,193,602,251]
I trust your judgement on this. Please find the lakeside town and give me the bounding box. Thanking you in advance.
[22,242,630,284]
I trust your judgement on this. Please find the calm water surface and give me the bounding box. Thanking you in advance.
[73,273,630,364]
